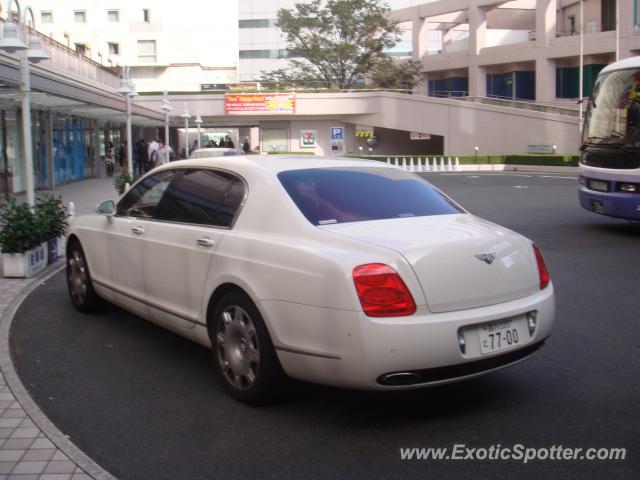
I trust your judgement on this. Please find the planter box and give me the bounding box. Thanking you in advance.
[58,235,67,257]
[2,243,48,278]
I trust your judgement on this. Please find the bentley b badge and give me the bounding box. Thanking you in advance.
[475,253,497,264]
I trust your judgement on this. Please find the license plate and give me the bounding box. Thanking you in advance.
[591,199,605,215]
[478,317,528,355]
[588,179,609,192]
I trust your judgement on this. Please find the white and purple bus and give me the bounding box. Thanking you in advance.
[579,57,640,221]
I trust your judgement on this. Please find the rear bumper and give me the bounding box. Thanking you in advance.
[259,284,555,390]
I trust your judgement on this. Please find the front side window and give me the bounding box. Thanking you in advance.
[155,169,245,227]
[117,171,175,218]
[278,167,462,226]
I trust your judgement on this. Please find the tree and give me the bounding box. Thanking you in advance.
[261,0,410,90]
[369,57,423,91]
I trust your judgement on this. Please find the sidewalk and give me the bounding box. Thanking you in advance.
[0,177,117,480]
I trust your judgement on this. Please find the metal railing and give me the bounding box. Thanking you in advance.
[458,96,582,117]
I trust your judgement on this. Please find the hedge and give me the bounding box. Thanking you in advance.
[347,154,579,167]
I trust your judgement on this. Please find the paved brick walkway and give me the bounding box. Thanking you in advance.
[0,178,117,480]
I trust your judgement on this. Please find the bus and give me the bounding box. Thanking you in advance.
[579,57,640,221]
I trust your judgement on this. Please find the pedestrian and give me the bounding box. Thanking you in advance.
[226,136,235,148]
[155,142,172,166]
[148,138,159,165]
[134,139,147,174]
[117,141,127,169]
[218,137,227,148]
[191,140,198,154]
[105,141,115,177]
[242,137,250,154]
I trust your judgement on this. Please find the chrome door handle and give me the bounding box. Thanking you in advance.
[196,237,216,248]
[131,226,144,235]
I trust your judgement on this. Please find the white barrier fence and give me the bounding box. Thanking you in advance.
[385,156,461,172]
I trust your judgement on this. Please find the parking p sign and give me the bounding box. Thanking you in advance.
[331,127,344,152]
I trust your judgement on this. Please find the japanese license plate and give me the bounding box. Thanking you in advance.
[478,317,528,355]
[591,199,605,215]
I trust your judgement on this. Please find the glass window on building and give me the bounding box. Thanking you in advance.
[137,40,156,63]
[262,129,289,153]
[556,65,606,99]
[239,49,287,59]
[143,8,151,22]
[74,10,86,23]
[108,42,120,55]
[239,19,277,28]
[0,110,20,196]
[75,43,88,56]
[41,11,53,23]
[108,10,119,22]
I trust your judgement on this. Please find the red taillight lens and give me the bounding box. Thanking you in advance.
[352,263,416,317]
[533,244,550,290]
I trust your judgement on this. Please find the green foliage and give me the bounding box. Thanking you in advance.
[0,200,44,254]
[115,171,140,195]
[369,58,423,91]
[34,194,68,240]
[0,196,69,254]
[262,0,402,89]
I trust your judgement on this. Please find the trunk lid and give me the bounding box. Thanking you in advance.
[321,214,539,313]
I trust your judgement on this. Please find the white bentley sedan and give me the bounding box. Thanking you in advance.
[67,156,555,403]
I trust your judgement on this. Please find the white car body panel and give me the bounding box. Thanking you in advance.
[69,156,555,390]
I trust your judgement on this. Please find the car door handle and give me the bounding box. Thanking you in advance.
[196,237,216,248]
[131,226,144,236]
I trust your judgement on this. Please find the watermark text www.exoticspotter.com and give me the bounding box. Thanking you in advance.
[400,445,627,464]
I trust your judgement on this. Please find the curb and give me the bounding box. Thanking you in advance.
[0,263,117,480]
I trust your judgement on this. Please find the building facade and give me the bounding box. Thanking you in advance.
[391,0,639,105]
[28,0,239,92]
[238,0,433,82]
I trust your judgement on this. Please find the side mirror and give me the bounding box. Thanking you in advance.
[96,200,116,217]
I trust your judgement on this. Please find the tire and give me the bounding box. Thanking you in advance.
[66,240,104,313]
[210,290,286,404]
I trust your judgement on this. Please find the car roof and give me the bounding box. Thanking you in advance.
[153,155,395,175]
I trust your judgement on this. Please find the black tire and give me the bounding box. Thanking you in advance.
[210,290,286,404]
[66,240,104,313]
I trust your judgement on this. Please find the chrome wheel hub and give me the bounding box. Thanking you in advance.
[216,305,260,391]
[67,249,88,305]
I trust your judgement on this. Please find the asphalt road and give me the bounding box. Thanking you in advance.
[11,172,639,480]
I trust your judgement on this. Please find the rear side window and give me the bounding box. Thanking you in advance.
[155,169,245,227]
[278,167,461,225]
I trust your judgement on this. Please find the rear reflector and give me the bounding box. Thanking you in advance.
[532,244,550,290]
[353,263,416,317]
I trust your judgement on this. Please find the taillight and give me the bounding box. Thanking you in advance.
[532,244,550,290]
[352,263,416,317]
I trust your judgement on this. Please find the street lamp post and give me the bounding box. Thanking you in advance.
[117,67,137,174]
[0,0,50,206]
[195,115,203,150]
[161,90,172,151]
[181,103,191,158]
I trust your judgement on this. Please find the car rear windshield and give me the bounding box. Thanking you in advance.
[278,167,462,226]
